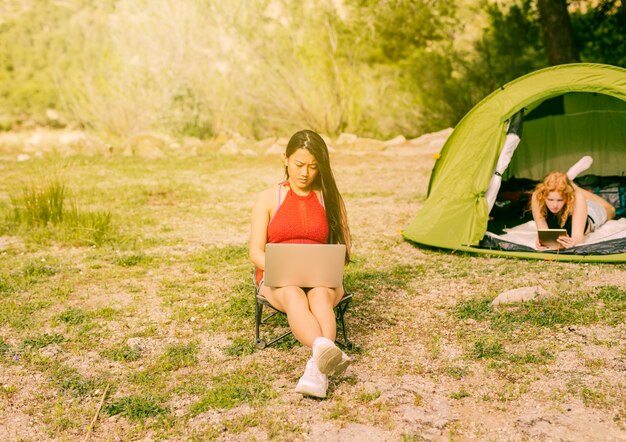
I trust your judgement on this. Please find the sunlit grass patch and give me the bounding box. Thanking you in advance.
[0,274,19,294]
[456,297,492,321]
[10,178,66,226]
[0,338,10,357]
[595,285,626,313]
[225,282,255,322]
[450,389,471,400]
[357,388,382,403]
[454,286,625,331]
[128,343,198,391]
[114,252,153,267]
[344,262,422,299]
[48,362,109,397]
[224,337,255,357]
[190,244,249,274]
[104,395,168,422]
[190,364,276,413]
[42,399,89,433]
[21,333,65,351]
[467,335,554,367]
[445,364,471,380]
[101,344,142,362]
[0,298,52,330]
[55,307,89,325]
[159,342,198,371]
[22,259,59,279]
[7,179,118,246]
[563,378,622,411]
[470,336,504,360]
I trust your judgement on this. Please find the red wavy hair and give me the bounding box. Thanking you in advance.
[533,172,576,227]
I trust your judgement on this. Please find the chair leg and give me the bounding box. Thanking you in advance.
[335,300,352,349]
[255,301,265,348]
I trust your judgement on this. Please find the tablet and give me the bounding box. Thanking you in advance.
[537,228,567,248]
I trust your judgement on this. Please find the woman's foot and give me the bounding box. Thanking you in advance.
[295,358,328,398]
[567,156,593,180]
[312,337,351,376]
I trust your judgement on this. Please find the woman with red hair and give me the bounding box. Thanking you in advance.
[531,171,616,249]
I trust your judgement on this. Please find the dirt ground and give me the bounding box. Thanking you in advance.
[0,133,624,441]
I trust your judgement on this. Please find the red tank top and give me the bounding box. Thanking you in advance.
[256,183,328,285]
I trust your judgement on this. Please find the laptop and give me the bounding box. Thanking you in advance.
[264,243,346,288]
[537,228,567,248]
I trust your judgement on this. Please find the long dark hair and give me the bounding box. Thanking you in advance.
[285,130,351,261]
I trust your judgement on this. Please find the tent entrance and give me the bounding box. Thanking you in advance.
[504,92,626,181]
[481,90,626,255]
[483,174,626,255]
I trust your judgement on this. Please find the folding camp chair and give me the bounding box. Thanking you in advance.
[253,272,353,350]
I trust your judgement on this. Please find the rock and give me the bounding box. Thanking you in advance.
[491,286,549,306]
[45,109,60,121]
[409,127,453,154]
[241,149,257,156]
[384,135,406,147]
[59,131,85,145]
[182,137,202,156]
[218,139,239,155]
[335,132,358,147]
[123,132,172,159]
[256,137,277,150]
[265,139,287,155]
[355,137,385,152]
[265,143,284,155]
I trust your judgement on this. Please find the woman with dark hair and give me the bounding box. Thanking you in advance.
[249,129,351,398]
[531,171,615,249]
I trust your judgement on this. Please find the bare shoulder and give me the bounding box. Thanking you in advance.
[254,185,281,210]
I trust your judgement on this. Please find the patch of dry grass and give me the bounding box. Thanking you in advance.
[0,150,624,440]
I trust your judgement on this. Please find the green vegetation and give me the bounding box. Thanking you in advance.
[0,1,623,137]
[104,395,168,422]
[455,287,626,330]
[190,365,276,413]
[100,345,142,362]
[0,129,623,440]
[6,179,116,246]
[21,333,65,351]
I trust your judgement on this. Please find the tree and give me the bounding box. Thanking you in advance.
[571,0,626,67]
[537,0,579,65]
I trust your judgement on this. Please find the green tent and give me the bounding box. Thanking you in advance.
[402,63,626,263]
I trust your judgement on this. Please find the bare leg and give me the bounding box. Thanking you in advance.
[573,184,617,221]
[307,287,344,341]
[259,285,322,347]
[258,285,345,347]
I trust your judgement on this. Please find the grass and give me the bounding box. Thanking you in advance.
[454,286,625,330]
[100,344,142,362]
[0,151,624,440]
[6,178,117,246]
[190,364,276,413]
[104,395,168,421]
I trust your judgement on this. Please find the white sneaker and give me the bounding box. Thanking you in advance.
[331,351,352,378]
[312,337,351,376]
[295,358,328,398]
[567,155,593,180]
